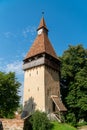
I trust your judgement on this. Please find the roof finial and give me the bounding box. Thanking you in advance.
[42,11,44,17]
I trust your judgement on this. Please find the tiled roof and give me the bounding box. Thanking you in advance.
[51,95,67,112]
[24,17,58,60]
[37,17,48,30]
[25,33,58,60]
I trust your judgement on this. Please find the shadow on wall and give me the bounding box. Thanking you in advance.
[21,97,36,119]
[0,121,3,130]
[23,116,32,130]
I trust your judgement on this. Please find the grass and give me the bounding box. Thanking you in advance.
[51,122,77,130]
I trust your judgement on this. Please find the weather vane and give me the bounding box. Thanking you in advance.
[42,11,44,16]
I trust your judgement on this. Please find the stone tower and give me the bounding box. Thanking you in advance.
[22,17,66,118]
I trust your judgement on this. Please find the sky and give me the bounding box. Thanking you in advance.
[0,0,87,103]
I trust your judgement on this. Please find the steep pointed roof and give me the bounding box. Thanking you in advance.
[24,17,58,60]
[37,17,48,31]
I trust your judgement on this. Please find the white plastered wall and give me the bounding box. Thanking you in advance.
[23,65,45,112]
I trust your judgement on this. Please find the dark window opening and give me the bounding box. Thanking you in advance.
[52,101,55,112]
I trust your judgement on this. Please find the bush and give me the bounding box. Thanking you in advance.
[30,110,51,130]
[23,117,32,130]
[66,113,77,127]
[77,120,87,127]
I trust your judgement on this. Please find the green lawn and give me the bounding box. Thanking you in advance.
[51,122,77,130]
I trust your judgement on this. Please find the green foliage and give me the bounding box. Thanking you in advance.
[23,117,32,130]
[60,44,87,125]
[66,112,77,126]
[77,121,87,127]
[51,121,77,130]
[17,104,23,114]
[30,110,51,130]
[0,71,21,118]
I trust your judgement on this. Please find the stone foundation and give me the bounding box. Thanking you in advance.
[0,118,24,130]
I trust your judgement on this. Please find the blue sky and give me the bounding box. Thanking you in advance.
[0,0,87,103]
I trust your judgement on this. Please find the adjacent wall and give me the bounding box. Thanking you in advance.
[0,118,24,130]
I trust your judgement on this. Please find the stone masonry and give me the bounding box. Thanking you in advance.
[0,118,24,130]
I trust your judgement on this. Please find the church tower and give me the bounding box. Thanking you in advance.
[23,17,67,117]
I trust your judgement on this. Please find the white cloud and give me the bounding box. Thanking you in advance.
[22,26,36,38]
[2,25,36,41]
[0,60,23,76]
[3,32,16,38]
[6,61,23,75]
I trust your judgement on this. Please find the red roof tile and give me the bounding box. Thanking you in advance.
[24,17,58,60]
[37,17,48,30]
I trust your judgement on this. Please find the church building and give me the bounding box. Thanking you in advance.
[22,17,67,120]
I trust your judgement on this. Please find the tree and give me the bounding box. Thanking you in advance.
[30,110,51,130]
[60,44,87,125]
[0,71,21,118]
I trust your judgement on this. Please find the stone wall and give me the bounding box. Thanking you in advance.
[0,118,24,130]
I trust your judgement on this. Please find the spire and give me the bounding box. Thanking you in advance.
[37,17,48,31]
[24,33,58,60]
[24,17,58,60]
